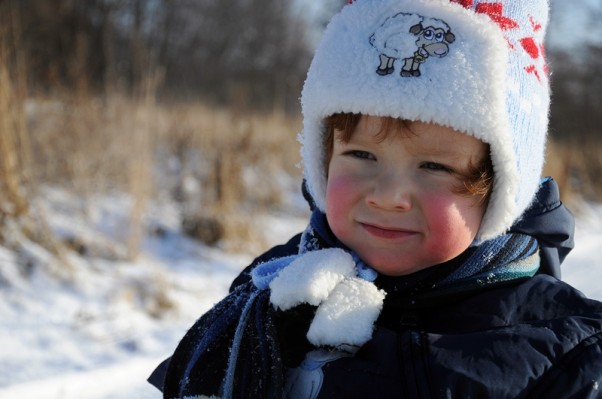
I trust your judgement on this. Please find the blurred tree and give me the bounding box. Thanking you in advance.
[549,44,602,143]
[545,0,602,199]
[159,0,311,111]
[547,43,602,199]
[6,0,312,111]
[547,0,602,144]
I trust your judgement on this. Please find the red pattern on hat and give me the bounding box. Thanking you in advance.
[450,1,520,31]
[529,15,542,31]
[476,3,519,30]
[449,1,547,83]
[520,37,539,58]
[521,15,548,82]
[450,0,474,7]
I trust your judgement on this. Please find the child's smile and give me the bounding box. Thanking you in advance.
[325,116,489,276]
[359,222,417,240]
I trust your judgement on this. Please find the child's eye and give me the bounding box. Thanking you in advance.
[345,150,376,161]
[421,161,452,173]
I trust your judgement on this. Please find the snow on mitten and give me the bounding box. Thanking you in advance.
[268,247,385,350]
[269,248,356,310]
[307,277,385,349]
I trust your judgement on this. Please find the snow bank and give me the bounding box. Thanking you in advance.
[561,201,602,299]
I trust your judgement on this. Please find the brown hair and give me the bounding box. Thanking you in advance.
[323,113,494,205]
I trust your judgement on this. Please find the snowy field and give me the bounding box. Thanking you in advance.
[0,188,601,399]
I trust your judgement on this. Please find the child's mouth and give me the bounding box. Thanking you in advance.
[359,222,417,240]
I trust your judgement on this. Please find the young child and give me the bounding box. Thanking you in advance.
[149,0,602,397]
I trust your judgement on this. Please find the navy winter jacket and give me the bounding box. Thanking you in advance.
[149,179,602,398]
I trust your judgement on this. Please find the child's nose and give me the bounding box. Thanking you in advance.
[366,171,412,211]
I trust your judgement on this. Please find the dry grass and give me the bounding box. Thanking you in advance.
[14,89,602,256]
[0,14,72,274]
[22,92,303,255]
[152,101,303,252]
[544,138,602,207]
[7,81,602,257]
[0,15,29,229]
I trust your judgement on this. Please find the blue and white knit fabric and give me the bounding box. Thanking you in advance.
[300,0,550,241]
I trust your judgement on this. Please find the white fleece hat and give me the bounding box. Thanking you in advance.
[300,0,550,241]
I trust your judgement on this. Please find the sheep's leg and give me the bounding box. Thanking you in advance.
[411,58,421,77]
[401,57,423,77]
[376,54,395,76]
[400,58,414,77]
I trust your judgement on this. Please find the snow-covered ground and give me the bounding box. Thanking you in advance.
[0,188,600,399]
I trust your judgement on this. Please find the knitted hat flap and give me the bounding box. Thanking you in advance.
[300,0,550,240]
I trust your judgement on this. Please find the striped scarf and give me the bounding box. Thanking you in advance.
[161,210,539,399]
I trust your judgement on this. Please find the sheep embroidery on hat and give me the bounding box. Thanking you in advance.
[370,13,456,77]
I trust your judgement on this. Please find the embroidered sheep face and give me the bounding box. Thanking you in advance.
[370,12,456,77]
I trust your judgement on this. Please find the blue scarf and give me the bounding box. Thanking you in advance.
[161,210,539,399]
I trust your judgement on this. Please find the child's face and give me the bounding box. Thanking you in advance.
[325,115,488,276]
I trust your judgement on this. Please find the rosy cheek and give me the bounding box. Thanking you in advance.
[326,174,355,206]
[325,176,355,235]
[421,193,454,221]
[422,194,477,245]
